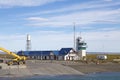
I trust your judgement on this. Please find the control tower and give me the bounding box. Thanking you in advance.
[76,36,87,60]
[26,34,31,51]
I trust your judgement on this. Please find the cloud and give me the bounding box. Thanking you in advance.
[0,31,73,51]
[23,0,120,28]
[1,0,120,52]
[29,0,120,15]
[0,0,63,8]
[0,29,120,52]
[0,34,24,40]
[26,17,49,22]
[0,34,25,51]
[93,20,120,24]
[78,29,120,52]
[16,0,120,18]
[104,0,112,2]
[26,8,120,27]
[83,30,120,41]
[26,21,72,27]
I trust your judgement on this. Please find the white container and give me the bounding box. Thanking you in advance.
[97,55,107,60]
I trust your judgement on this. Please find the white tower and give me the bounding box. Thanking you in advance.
[26,34,31,51]
[76,36,87,60]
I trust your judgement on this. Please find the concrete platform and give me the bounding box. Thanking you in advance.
[0,63,27,69]
[0,61,84,77]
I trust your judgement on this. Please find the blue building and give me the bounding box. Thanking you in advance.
[17,50,59,60]
[17,48,79,60]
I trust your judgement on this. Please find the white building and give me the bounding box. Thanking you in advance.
[58,48,78,60]
[76,36,87,60]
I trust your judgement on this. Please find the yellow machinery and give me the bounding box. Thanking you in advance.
[0,47,26,65]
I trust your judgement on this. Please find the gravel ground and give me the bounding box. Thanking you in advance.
[0,60,120,77]
[67,62,120,74]
[0,60,84,77]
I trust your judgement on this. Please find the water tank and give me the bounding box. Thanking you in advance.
[27,34,31,41]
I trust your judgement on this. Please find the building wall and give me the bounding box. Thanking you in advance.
[64,53,78,61]
[28,54,79,61]
[18,48,81,61]
[78,50,86,60]
[58,56,64,60]
[80,50,86,57]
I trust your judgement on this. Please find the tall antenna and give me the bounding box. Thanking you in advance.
[80,32,81,37]
[79,32,82,39]
[26,34,31,51]
[73,22,76,50]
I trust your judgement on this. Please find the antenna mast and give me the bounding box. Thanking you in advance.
[73,22,76,50]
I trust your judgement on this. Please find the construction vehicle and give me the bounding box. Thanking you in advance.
[0,47,26,65]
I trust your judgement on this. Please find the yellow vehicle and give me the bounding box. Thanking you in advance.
[0,47,26,65]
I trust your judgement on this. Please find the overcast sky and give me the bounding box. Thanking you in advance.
[0,0,120,52]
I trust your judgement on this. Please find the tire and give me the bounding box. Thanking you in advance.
[23,61,25,64]
[18,61,23,65]
[7,61,13,66]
